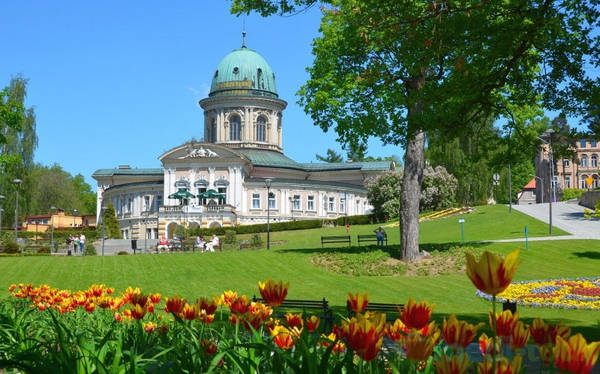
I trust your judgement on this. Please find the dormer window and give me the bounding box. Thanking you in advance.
[233,67,239,74]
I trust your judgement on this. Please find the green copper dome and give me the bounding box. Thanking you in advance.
[209,47,278,98]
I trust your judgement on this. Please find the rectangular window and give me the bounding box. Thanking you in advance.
[156,195,163,208]
[356,199,360,214]
[581,139,587,148]
[563,159,570,167]
[144,196,151,211]
[565,176,571,188]
[307,195,314,211]
[592,139,597,148]
[328,197,335,212]
[199,187,207,205]
[268,192,276,210]
[340,197,346,213]
[293,195,301,210]
[252,193,261,209]
[146,228,153,239]
[218,187,227,205]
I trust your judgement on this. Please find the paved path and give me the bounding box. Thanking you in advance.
[486,202,599,242]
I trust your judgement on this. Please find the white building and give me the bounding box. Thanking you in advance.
[93,42,394,239]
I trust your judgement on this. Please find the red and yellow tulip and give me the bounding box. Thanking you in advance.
[340,312,386,361]
[164,296,186,315]
[347,292,369,313]
[270,324,299,350]
[554,334,600,374]
[285,312,303,328]
[404,333,435,362]
[509,321,530,350]
[258,279,289,307]
[490,309,519,338]
[442,314,483,350]
[436,352,470,374]
[465,249,521,296]
[306,315,320,332]
[401,297,433,330]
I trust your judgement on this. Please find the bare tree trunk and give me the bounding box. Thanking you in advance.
[401,74,426,261]
[401,130,425,261]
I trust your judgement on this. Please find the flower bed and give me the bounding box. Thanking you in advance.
[476,277,600,310]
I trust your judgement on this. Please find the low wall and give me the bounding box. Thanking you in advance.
[580,191,600,209]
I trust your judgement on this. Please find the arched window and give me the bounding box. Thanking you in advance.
[256,116,266,142]
[229,115,241,141]
[257,68,263,89]
[594,174,599,189]
[209,119,217,142]
[581,155,588,167]
[582,175,588,189]
[591,154,598,168]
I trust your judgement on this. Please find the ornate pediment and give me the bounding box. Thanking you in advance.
[179,146,219,159]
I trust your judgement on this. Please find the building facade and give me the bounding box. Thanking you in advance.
[93,43,394,239]
[536,138,599,202]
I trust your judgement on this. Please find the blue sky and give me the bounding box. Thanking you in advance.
[0,1,401,186]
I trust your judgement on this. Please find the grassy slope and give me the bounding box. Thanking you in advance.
[1,205,597,337]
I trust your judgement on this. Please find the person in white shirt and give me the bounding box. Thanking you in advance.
[79,234,86,253]
[205,234,219,252]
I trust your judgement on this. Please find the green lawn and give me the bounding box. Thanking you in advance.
[2,205,597,337]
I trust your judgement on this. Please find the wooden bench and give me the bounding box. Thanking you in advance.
[347,301,404,321]
[357,234,388,247]
[253,296,333,329]
[321,235,351,248]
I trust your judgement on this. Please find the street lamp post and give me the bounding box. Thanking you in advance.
[265,178,272,250]
[101,206,107,256]
[50,206,56,252]
[72,209,78,228]
[530,175,544,204]
[12,179,22,241]
[539,129,555,235]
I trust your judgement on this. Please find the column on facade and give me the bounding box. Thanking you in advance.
[227,167,235,206]
[319,191,326,216]
[236,167,243,211]
[208,167,216,189]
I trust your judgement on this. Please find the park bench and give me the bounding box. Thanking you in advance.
[321,235,351,248]
[347,301,404,321]
[357,234,388,247]
[253,296,333,329]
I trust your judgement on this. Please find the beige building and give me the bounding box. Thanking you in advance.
[23,210,96,233]
[93,42,394,240]
[536,138,599,202]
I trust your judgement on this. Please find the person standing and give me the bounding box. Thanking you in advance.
[73,235,80,254]
[374,227,386,247]
[79,233,86,253]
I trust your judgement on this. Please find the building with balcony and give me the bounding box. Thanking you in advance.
[92,40,394,239]
[535,138,599,202]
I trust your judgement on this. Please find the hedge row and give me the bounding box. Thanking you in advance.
[188,214,375,236]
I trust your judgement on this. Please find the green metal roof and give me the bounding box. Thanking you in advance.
[237,149,301,169]
[246,178,367,192]
[209,47,278,98]
[237,149,392,172]
[92,168,163,178]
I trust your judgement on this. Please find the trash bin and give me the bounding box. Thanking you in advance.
[131,239,137,250]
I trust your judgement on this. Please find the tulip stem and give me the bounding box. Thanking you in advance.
[492,295,497,373]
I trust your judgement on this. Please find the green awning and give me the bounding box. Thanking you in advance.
[168,188,195,200]
[197,189,225,199]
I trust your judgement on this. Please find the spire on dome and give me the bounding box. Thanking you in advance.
[242,30,247,48]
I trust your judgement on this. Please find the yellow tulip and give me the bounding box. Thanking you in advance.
[465,249,521,296]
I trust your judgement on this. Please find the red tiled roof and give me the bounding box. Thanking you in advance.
[523,178,536,189]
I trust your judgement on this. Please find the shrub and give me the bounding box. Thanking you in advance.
[224,230,237,244]
[83,243,97,256]
[36,245,51,254]
[117,251,129,255]
[561,188,583,201]
[420,165,458,211]
[2,241,20,254]
[584,208,592,219]
[250,234,263,248]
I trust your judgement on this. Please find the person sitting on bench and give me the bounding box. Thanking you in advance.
[195,236,206,251]
[157,236,169,251]
[205,234,219,252]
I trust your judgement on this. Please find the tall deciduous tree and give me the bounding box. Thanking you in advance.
[0,76,38,225]
[231,0,600,260]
